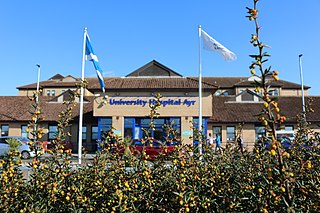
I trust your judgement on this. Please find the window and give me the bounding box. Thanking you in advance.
[124,117,181,141]
[48,125,58,140]
[222,91,229,96]
[21,125,28,138]
[99,118,112,134]
[91,126,98,141]
[52,90,56,96]
[1,125,9,136]
[47,90,50,96]
[82,126,87,141]
[226,126,236,142]
[255,126,266,141]
[192,117,208,142]
[269,89,279,96]
[285,125,294,131]
[124,118,134,139]
[212,126,222,141]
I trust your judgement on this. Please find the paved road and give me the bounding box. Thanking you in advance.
[19,153,96,180]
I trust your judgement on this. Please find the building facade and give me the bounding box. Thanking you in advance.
[1,60,318,152]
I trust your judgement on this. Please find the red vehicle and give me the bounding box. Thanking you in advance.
[117,139,176,160]
[45,141,73,151]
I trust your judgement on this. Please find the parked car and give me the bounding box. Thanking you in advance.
[275,136,292,150]
[263,136,306,150]
[46,141,73,151]
[0,136,36,159]
[116,139,176,160]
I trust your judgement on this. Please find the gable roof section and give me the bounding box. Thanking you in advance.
[126,60,183,77]
[49,74,64,80]
[227,89,263,102]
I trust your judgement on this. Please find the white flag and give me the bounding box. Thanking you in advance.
[201,29,237,61]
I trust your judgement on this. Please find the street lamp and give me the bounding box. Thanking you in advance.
[298,54,306,121]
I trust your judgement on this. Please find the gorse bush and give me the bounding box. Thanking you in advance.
[1,138,319,212]
[0,0,319,212]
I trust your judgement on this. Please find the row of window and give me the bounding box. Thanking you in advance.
[0,123,295,143]
[0,124,98,143]
[213,125,294,142]
[48,125,99,142]
[46,90,66,96]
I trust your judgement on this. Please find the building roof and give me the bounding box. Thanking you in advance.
[0,96,94,122]
[86,77,217,91]
[16,61,309,91]
[193,77,309,90]
[210,96,320,123]
[1,95,320,125]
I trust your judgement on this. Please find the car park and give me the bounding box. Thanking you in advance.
[0,136,36,159]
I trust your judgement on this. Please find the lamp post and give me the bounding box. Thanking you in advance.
[298,54,306,121]
[36,64,41,103]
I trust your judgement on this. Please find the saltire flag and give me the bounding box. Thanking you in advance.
[201,29,236,61]
[85,34,106,93]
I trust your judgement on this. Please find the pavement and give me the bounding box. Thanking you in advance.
[19,153,97,180]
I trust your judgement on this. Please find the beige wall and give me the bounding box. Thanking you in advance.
[280,88,308,96]
[94,92,212,117]
[42,88,94,97]
[93,92,212,145]
[18,88,94,97]
[18,90,37,96]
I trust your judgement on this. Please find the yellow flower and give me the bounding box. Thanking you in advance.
[270,150,276,156]
[258,188,262,193]
[251,69,256,75]
[272,75,279,81]
[124,181,129,188]
[307,161,312,169]
[263,102,269,108]
[262,120,268,126]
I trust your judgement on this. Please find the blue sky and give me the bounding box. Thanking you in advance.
[1,0,319,95]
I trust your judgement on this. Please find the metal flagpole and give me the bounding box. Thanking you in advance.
[299,54,306,121]
[198,25,203,155]
[78,27,87,164]
[36,64,41,103]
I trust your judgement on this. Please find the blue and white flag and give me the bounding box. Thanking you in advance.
[201,29,236,61]
[85,34,106,93]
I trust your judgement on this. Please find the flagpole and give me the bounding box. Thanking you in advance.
[36,64,41,103]
[198,25,203,155]
[299,54,306,121]
[78,27,87,164]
